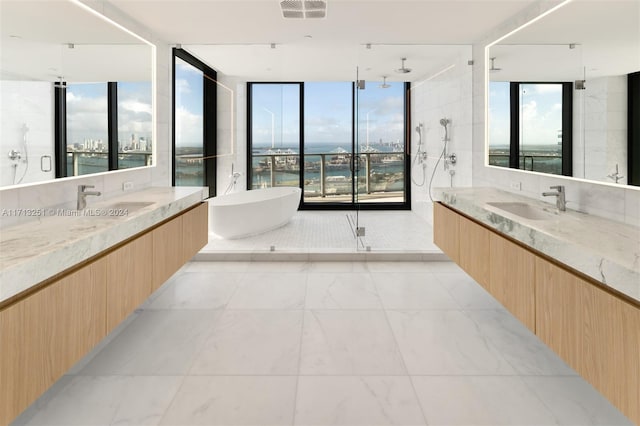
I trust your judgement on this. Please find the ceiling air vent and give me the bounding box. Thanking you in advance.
[280,0,327,19]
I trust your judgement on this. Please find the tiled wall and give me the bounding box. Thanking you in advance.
[574,75,628,185]
[410,47,474,223]
[0,81,55,187]
[471,0,640,226]
[0,0,171,228]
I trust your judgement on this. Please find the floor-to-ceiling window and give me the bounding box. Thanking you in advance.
[65,83,109,176]
[489,81,572,175]
[355,81,408,204]
[60,81,152,177]
[172,48,217,197]
[248,83,302,189]
[303,82,352,204]
[248,81,410,209]
[116,82,153,169]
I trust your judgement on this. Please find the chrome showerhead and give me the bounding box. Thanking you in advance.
[489,57,502,73]
[395,58,412,74]
[439,118,450,127]
[379,76,391,89]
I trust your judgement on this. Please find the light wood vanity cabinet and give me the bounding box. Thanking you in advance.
[434,202,640,425]
[489,233,535,331]
[0,203,208,426]
[0,259,107,426]
[433,202,459,262]
[106,232,153,331]
[434,203,531,327]
[152,214,184,291]
[536,258,640,424]
[459,215,490,289]
[182,203,209,264]
[150,202,208,290]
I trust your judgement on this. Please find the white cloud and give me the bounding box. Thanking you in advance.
[120,99,152,115]
[522,100,538,122]
[534,84,562,94]
[175,105,202,147]
[175,78,191,96]
[66,93,108,145]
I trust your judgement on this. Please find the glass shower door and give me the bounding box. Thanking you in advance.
[351,71,369,250]
[352,73,409,251]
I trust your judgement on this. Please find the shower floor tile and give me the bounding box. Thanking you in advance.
[201,210,439,254]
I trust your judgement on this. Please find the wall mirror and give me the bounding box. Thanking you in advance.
[0,0,153,188]
[487,0,639,186]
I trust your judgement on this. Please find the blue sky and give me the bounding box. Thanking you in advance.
[66,81,152,146]
[489,82,563,148]
[250,81,405,149]
[174,58,204,148]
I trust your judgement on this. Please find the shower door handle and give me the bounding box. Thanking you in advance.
[41,155,52,172]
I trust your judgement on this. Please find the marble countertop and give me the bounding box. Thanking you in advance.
[0,186,207,304]
[437,187,640,303]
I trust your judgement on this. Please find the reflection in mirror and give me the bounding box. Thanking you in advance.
[0,0,153,188]
[487,0,640,186]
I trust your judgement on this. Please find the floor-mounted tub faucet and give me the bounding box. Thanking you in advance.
[77,184,101,210]
[542,185,566,211]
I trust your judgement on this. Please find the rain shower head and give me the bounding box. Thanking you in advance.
[395,58,412,74]
[489,57,502,73]
[379,76,391,89]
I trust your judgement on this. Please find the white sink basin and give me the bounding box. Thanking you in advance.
[107,201,154,211]
[486,202,556,220]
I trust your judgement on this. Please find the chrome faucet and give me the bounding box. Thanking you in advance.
[542,185,566,211]
[77,185,101,210]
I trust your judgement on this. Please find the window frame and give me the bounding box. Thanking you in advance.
[172,48,218,197]
[506,81,573,176]
[246,81,411,211]
[54,81,152,177]
[628,71,640,186]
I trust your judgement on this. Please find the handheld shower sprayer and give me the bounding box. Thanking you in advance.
[428,117,457,202]
[224,163,242,195]
[411,123,427,186]
[9,123,30,185]
[439,118,450,142]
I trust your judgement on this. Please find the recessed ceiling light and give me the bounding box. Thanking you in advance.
[9,34,21,39]
[304,35,313,39]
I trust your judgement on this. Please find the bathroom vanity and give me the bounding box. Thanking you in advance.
[0,187,208,425]
[434,188,640,425]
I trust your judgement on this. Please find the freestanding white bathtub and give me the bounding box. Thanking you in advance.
[208,186,301,239]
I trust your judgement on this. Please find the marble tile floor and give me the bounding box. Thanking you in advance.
[13,261,633,426]
[200,211,441,256]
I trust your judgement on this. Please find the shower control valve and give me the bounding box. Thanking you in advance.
[447,153,457,165]
[8,149,21,161]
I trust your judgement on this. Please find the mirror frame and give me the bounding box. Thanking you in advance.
[483,0,639,191]
[0,0,156,190]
